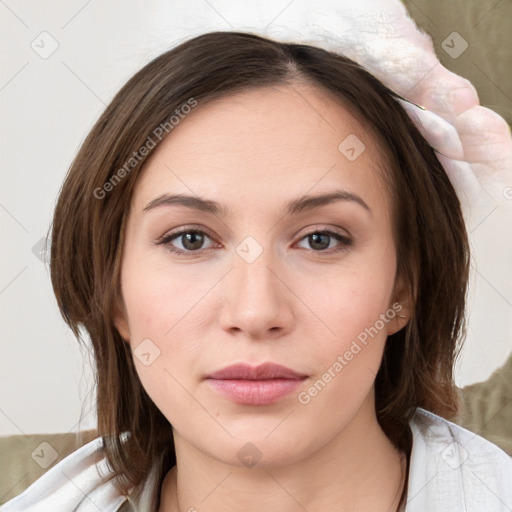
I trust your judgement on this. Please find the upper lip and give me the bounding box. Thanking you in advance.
[207,362,308,380]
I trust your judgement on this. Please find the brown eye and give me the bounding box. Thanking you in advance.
[156,227,352,257]
[158,229,215,255]
[297,229,352,252]
[177,231,206,251]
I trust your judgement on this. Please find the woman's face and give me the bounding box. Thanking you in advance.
[114,83,408,468]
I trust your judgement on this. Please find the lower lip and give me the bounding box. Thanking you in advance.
[206,378,305,405]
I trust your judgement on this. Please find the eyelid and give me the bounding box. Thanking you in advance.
[156,223,215,240]
[296,225,351,241]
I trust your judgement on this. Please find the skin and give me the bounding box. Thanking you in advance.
[114,82,411,512]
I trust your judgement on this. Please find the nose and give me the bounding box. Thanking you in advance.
[218,240,295,341]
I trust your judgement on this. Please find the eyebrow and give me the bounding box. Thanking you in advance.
[143,190,371,216]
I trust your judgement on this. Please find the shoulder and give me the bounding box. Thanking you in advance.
[0,435,130,512]
[406,408,512,511]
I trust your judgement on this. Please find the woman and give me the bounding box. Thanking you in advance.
[2,31,511,512]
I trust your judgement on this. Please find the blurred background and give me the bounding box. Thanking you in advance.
[1,0,511,436]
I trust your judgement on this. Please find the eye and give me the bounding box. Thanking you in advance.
[296,228,352,253]
[156,226,352,257]
[157,228,216,256]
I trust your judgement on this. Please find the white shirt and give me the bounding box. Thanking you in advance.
[1,408,511,511]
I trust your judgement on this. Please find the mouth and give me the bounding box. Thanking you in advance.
[205,362,308,406]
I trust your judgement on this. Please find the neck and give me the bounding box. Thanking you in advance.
[159,396,407,512]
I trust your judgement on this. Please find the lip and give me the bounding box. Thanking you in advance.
[206,363,308,406]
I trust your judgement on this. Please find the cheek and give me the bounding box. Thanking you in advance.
[119,250,209,389]
[307,248,397,379]
[121,252,194,340]
[121,258,202,417]
[295,272,396,427]
[319,264,397,342]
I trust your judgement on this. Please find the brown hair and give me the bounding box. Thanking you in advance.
[49,31,470,509]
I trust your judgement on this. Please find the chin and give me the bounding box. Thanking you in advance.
[191,420,323,470]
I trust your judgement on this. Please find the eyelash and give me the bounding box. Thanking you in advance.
[156,226,352,257]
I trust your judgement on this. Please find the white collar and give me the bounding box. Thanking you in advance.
[2,408,511,511]
[406,408,512,511]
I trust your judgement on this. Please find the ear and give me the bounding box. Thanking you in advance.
[112,299,131,343]
[387,272,413,336]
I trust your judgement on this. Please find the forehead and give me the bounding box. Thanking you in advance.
[131,84,390,216]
